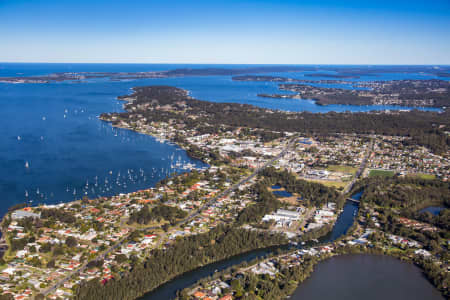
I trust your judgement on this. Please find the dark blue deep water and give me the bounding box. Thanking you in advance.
[0,81,208,216]
[419,206,445,215]
[273,190,293,197]
[0,63,445,216]
[290,254,444,300]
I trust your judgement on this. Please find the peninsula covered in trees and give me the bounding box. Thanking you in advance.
[100,85,449,154]
[238,78,450,108]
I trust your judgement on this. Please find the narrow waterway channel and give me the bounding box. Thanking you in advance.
[141,193,362,299]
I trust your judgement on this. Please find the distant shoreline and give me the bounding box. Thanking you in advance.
[1,65,449,84]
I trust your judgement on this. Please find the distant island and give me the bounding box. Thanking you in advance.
[1,66,449,109]
[232,75,355,84]
[0,66,315,84]
[0,65,449,84]
[303,73,362,79]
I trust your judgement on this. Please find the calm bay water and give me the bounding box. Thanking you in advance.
[420,206,445,215]
[0,81,208,216]
[0,63,444,215]
[0,63,444,299]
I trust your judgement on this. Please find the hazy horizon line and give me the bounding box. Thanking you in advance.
[1,61,450,67]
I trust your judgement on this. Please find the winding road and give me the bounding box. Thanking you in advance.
[39,136,298,298]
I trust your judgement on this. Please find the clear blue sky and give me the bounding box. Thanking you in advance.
[1,0,449,64]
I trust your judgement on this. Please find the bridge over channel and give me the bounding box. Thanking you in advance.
[346,198,360,204]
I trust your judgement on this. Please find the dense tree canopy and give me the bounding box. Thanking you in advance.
[103,86,449,154]
[353,176,450,209]
[75,225,287,300]
[128,204,188,225]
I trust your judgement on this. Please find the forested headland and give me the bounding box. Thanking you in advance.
[101,86,449,154]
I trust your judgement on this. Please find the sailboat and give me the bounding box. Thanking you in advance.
[25,161,29,168]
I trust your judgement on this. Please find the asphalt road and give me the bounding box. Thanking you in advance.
[39,136,298,298]
[343,138,374,194]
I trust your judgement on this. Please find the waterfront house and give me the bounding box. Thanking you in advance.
[11,210,41,220]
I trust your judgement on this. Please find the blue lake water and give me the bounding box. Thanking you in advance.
[290,254,444,300]
[273,190,293,197]
[419,206,445,216]
[0,63,445,216]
